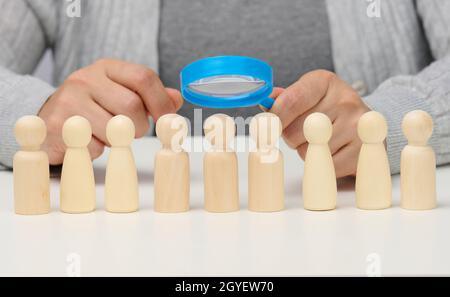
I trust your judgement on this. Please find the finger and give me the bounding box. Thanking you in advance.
[259,87,285,112]
[283,115,307,149]
[77,98,113,145]
[293,120,352,160]
[44,135,66,165]
[296,142,309,160]
[271,70,334,128]
[271,87,285,99]
[282,100,338,150]
[89,78,150,137]
[332,142,361,178]
[166,87,184,111]
[329,117,358,155]
[54,90,113,146]
[101,59,177,120]
[87,136,105,160]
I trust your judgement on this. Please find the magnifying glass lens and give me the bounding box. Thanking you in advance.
[188,75,265,97]
[181,56,274,108]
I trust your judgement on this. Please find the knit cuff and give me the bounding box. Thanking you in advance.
[0,75,55,169]
[362,84,439,175]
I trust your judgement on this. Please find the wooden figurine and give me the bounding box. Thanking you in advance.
[248,112,284,212]
[154,113,190,212]
[401,110,436,210]
[302,112,337,210]
[13,115,50,215]
[355,111,392,209]
[60,116,96,213]
[203,114,239,212]
[105,115,139,213]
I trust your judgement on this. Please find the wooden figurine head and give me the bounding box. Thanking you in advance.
[14,115,47,151]
[303,112,332,145]
[62,116,92,148]
[204,114,235,150]
[155,113,188,151]
[249,112,282,151]
[402,110,433,146]
[106,115,136,147]
[357,111,388,144]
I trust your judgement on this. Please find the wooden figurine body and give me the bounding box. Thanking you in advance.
[60,116,96,213]
[401,110,436,210]
[248,112,284,212]
[203,114,239,212]
[13,116,50,215]
[154,114,190,212]
[302,112,337,211]
[355,111,392,209]
[105,115,139,213]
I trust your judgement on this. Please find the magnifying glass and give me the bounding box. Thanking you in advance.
[180,56,275,109]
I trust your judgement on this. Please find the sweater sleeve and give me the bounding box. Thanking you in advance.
[0,68,55,169]
[362,0,450,174]
[362,58,450,174]
[0,0,57,169]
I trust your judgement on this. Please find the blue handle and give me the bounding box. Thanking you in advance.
[260,97,275,109]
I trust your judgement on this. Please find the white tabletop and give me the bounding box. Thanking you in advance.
[1,136,449,276]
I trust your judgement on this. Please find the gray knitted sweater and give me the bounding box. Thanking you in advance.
[1,0,450,174]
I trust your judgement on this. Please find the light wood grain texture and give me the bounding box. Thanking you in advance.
[13,116,50,215]
[105,115,139,213]
[60,116,96,213]
[248,112,284,212]
[154,114,190,213]
[356,111,392,209]
[203,114,239,212]
[401,110,436,210]
[302,113,337,211]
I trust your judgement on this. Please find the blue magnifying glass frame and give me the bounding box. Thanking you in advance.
[180,56,275,109]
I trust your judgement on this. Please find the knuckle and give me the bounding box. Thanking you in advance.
[312,69,336,81]
[123,93,143,114]
[133,67,156,86]
[340,92,363,110]
[66,69,90,86]
[94,58,112,67]
[45,114,63,134]
[56,93,76,110]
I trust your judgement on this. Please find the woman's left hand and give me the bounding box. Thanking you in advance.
[270,70,370,178]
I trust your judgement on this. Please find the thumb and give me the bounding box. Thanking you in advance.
[259,87,285,112]
[271,87,285,99]
[165,87,184,111]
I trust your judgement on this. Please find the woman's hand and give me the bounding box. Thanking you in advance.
[271,70,370,178]
[38,58,183,165]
